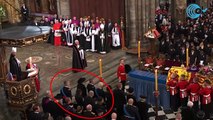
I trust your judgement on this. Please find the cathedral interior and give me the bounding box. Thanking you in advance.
[0,0,213,120]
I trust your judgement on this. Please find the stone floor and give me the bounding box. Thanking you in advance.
[0,42,139,120]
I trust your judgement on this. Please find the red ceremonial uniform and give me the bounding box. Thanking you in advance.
[177,80,189,98]
[167,78,178,95]
[199,87,212,105]
[117,64,126,81]
[53,23,62,46]
[187,83,200,102]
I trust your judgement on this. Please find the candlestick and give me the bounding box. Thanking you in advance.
[155,69,158,91]
[99,59,103,78]
[186,48,189,67]
[138,41,141,58]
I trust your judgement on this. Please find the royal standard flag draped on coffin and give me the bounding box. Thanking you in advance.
[166,66,191,84]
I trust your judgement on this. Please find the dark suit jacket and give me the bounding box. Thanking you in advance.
[83,111,96,117]
[27,111,43,120]
[60,86,72,98]
[125,105,141,120]
[137,101,149,120]
[77,83,87,97]
[87,83,95,93]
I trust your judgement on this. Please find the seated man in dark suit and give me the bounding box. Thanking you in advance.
[124,98,141,120]
[82,104,96,117]
[84,90,95,108]
[27,104,43,120]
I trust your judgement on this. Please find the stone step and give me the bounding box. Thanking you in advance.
[47,54,137,97]
[48,55,138,98]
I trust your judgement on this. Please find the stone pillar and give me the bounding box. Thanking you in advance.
[126,0,157,48]
[125,0,130,47]
[174,0,187,23]
[128,0,137,48]
[57,0,70,17]
[41,0,49,13]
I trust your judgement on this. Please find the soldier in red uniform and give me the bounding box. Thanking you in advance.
[117,58,126,91]
[187,77,201,112]
[167,73,179,111]
[199,80,212,119]
[176,74,189,107]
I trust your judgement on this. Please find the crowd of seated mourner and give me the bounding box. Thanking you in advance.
[26,78,150,120]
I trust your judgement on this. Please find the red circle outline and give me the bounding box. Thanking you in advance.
[49,68,115,120]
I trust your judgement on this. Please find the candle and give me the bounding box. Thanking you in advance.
[29,57,32,69]
[155,69,158,91]
[186,48,189,67]
[99,59,103,78]
[138,41,141,58]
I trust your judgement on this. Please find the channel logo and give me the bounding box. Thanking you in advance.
[186,4,207,19]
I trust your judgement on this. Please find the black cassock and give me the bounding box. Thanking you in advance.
[47,28,54,45]
[9,55,22,81]
[72,45,87,72]
[97,30,110,53]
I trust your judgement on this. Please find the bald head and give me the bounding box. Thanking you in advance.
[98,82,104,89]
[128,98,134,105]
[117,83,122,89]
[88,90,94,97]
[86,104,93,111]
[111,112,117,119]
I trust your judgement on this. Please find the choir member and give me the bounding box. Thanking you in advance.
[70,24,78,43]
[77,22,86,49]
[90,24,98,52]
[111,23,121,48]
[97,24,107,54]
[84,22,91,51]
[63,20,72,46]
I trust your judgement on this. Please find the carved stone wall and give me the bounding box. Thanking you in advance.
[126,0,157,48]
[0,0,22,23]
[57,0,70,17]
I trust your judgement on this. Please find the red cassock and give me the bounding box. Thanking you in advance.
[117,64,126,81]
[53,23,62,46]
[187,83,200,102]
[26,63,40,92]
[199,87,212,105]
[177,81,189,99]
[167,79,178,96]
